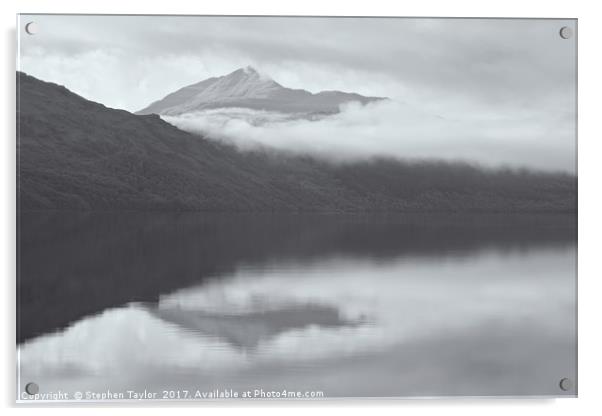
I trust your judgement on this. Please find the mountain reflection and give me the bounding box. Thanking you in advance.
[18,212,575,343]
[147,302,364,351]
[18,240,576,397]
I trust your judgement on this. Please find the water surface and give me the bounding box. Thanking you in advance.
[17,213,576,398]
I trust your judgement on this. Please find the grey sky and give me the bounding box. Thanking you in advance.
[18,15,576,172]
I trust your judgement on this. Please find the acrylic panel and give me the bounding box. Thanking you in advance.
[16,15,577,402]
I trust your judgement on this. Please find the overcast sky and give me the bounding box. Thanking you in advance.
[18,15,576,172]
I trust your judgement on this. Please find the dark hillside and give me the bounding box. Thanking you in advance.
[17,72,576,212]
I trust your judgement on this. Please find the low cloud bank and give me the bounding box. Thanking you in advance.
[163,100,575,174]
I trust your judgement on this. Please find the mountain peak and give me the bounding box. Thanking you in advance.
[137,68,386,116]
[243,65,259,74]
[228,66,255,76]
[226,66,273,83]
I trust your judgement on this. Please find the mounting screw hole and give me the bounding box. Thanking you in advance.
[25,22,37,35]
[25,382,39,395]
[559,377,573,391]
[559,26,573,39]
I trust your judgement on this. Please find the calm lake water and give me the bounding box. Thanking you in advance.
[17,213,576,399]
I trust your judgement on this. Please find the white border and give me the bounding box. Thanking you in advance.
[3,0,601,414]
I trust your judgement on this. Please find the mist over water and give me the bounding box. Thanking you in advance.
[164,100,576,173]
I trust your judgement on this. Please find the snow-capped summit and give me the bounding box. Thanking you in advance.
[137,67,385,116]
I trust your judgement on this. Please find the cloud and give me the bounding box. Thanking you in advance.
[164,99,576,173]
[19,16,576,110]
[18,15,576,171]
